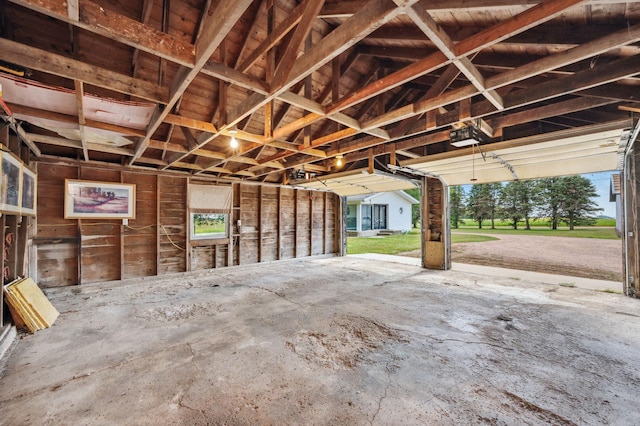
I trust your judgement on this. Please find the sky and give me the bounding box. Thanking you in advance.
[583,171,616,218]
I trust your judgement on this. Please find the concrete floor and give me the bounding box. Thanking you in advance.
[1,256,640,425]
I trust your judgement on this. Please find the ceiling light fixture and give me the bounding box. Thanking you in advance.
[229,129,239,149]
[335,154,343,167]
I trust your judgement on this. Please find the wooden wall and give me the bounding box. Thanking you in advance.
[33,159,341,287]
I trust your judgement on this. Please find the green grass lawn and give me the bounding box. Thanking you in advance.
[347,222,619,255]
[347,231,498,255]
[194,223,226,234]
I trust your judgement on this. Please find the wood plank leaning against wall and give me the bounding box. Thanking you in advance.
[33,159,342,287]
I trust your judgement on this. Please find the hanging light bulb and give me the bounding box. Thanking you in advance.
[336,154,343,167]
[229,129,239,149]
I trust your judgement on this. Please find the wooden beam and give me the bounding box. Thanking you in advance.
[326,0,584,115]
[406,2,503,109]
[0,38,167,103]
[487,23,640,90]
[237,1,306,73]
[227,0,411,126]
[490,96,617,131]
[271,0,326,91]
[10,0,194,66]
[6,103,147,137]
[454,0,587,56]
[133,0,254,163]
[164,114,217,134]
[73,80,89,161]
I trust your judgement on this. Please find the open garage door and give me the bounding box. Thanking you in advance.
[400,122,631,186]
[292,169,417,197]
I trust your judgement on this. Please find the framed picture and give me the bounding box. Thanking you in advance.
[64,179,136,219]
[0,152,22,214]
[21,167,37,216]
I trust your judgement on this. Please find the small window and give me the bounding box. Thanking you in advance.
[191,213,229,239]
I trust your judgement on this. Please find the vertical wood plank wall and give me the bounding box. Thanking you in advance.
[34,160,341,287]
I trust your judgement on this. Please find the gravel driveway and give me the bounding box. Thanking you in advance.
[451,233,623,281]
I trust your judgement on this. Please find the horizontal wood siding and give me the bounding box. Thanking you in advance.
[192,246,214,270]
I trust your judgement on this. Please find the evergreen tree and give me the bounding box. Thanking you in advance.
[449,186,465,229]
[498,181,524,229]
[497,180,539,229]
[559,175,602,230]
[537,178,564,229]
[486,183,502,229]
[466,184,493,228]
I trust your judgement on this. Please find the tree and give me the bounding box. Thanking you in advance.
[498,180,538,229]
[404,188,421,229]
[449,186,465,228]
[486,183,502,229]
[498,181,524,229]
[559,175,602,230]
[537,178,564,229]
[466,184,493,228]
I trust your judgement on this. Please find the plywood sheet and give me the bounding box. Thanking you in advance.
[3,277,59,333]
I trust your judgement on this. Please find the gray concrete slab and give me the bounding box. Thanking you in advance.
[1,256,639,425]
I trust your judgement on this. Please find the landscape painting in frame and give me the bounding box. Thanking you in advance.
[21,167,37,216]
[65,180,136,219]
[0,152,22,214]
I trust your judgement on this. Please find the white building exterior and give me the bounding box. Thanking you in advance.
[346,191,419,236]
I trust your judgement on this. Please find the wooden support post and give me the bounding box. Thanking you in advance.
[368,148,374,174]
[4,216,18,283]
[294,188,299,258]
[77,219,82,284]
[238,183,243,265]
[390,144,396,167]
[0,214,5,327]
[277,186,282,260]
[323,192,328,254]
[119,172,124,280]
[186,180,191,272]
[421,177,450,270]
[16,216,28,277]
[627,146,640,296]
[340,196,346,256]
[309,191,313,256]
[426,110,437,130]
[258,185,263,263]
[156,175,160,275]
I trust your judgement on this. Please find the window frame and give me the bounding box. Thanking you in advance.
[190,212,230,241]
